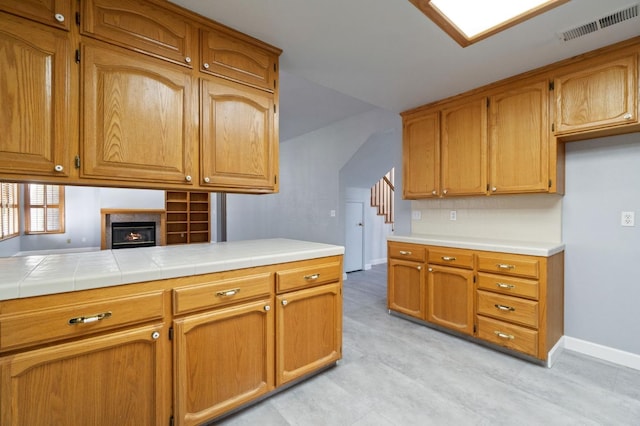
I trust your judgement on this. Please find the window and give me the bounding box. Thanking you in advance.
[24,184,65,234]
[1,182,19,241]
[409,0,569,47]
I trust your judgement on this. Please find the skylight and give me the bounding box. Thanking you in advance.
[409,0,570,47]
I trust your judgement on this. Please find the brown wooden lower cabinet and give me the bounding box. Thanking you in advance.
[387,241,563,362]
[0,255,343,426]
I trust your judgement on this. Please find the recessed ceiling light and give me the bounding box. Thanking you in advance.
[409,0,570,47]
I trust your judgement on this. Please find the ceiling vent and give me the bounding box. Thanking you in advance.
[559,4,639,41]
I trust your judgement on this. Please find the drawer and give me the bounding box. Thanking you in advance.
[0,290,165,352]
[477,273,539,300]
[476,316,538,357]
[428,247,474,269]
[477,290,538,328]
[388,242,426,262]
[477,252,540,279]
[173,272,273,315]
[276,258,342,293]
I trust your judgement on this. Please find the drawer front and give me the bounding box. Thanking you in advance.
[477,316,538,357]
[276,259,342,293]
[173,272,273,315]
[428,247,474,269]
[477,290,538,328]
[477,253,540,278]
[388,242,426,262]
[477,272,539,300]
[0,290,165,351]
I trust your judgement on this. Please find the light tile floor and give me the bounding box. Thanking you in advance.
[216,264,640,425]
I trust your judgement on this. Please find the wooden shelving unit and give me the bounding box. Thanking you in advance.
[165,191,210,245]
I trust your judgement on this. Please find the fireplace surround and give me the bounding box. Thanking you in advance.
[100,209,166,250]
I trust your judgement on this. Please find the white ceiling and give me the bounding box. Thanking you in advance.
[170,0,640,140]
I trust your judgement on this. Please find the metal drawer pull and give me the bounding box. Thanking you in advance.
[69,311,112,325]
[399,250,412,255]
[304,273,320,280]
[495,304,515,312]
[441,256,456,261]
[496,282,516,289]
[216,288,240,297]
[494,331,515,340]
[497,264,515,270]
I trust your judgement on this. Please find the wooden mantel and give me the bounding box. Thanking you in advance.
[100,209,166,250]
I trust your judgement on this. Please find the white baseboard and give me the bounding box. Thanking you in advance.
[370,258,387,266]
[546,337,565,368]
[563,336,640,371]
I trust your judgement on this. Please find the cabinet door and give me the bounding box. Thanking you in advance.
[427,265,474,335]
[200,27,278,92]
[173,297,274,426]
[488,80,549,194]
[441,97,487,196]
[0,0,70,30]
[81,0,195,68]
[388,258,426,320]
[402,111,439,198]
[81,42,196,186]
[276,282,342,386]
[0,14,71,178]
[201,77,277,191]
[0,323,170,426]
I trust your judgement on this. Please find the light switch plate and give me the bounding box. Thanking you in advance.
[450,210,457,221]
[621,211,635,227]
[411,210,422,220]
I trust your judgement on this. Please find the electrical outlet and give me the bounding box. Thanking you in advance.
[411,210,422,220]
[449,210,457,221]
[621,211,635,227]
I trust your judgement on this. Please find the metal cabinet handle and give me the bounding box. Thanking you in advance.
[204,177,210,183]
[494,331,515,340]
[69,311,112,325]
[203,63,210,69]
[55,13,65,23]
[281,299,288,306]
[54,164,64,172]
[185,56,192,64]
[496,282,516,289]
[497,264,515,270]
[441,256,456,261]
[443,189,448,195]
[151,331,160,340]
[185,175,192,182]
[494,304,515,312]
[432,190,437,196]
[624,112,632,120]
[264,305,271,312]
[216,288,240,297]
[399,250,412,256]
[491,186,497,192]
[304,273,320,280]
[428,267,433,272]
[416,266,422,271]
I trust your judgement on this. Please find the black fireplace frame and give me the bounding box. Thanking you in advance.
[111,221,157,249]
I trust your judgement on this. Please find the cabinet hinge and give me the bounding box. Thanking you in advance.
[75,11,80,26]
[549,179,552,188]
[274,63,277,72]
[549,81,554,91]
[274,175,277,185]
[486,98,489,108]
[168,327,174,341]
[274,104,277,114]
[75,49,81,64]
[486,184,489,191]
[169,415,174,426]
[473,324,477,333]
[473,275,476,283]
[74,155,80,169]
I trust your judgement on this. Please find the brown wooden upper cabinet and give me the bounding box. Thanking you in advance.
[488,79,550,194]
[0,0,71,30]
[81,41,197,186]
[0,13,72,178]
[402,111,439,199]
[553,54,639,137]
[81,0,196,68]
[200,27,278,92]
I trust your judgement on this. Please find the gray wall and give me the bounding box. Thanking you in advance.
[563,133,640,355]
[227,108,407,260]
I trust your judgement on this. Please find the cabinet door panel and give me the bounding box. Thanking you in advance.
[276,283,342,386]
[489,80,549,194]
[388,258,426,320]
[555,55,638,134]
[402,111,439,198]
[173,298,274,426]
[0,14,71,177]
[0,0,70,30]
[441,98,487,196]
[0,323,170,426]
[81,42,196,185]
[81,0,195,67]
[201,77,276,191]
[427,265,474,335]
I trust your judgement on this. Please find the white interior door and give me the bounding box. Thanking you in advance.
[345,201,364,272]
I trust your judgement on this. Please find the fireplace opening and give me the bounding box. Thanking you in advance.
[111,221,156,249]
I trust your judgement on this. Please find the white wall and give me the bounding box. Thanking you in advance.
[563,133,640,356]
[227,108,406,254]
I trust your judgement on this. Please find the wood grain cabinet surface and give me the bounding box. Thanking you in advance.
[0,0,71,30]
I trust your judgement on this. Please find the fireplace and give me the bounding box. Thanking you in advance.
[111,221,157,249]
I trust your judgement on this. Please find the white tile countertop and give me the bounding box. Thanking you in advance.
[0,239,344,301]
[388,234,564,257]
